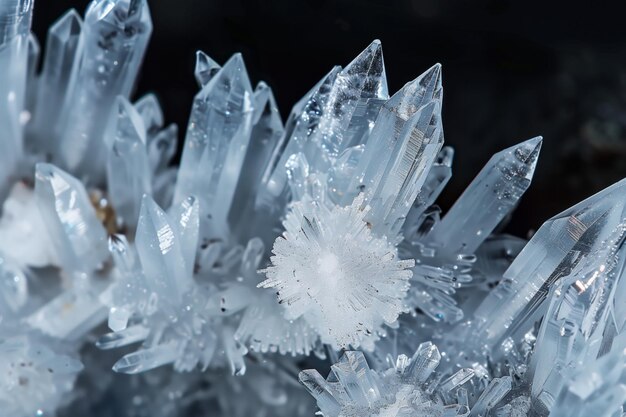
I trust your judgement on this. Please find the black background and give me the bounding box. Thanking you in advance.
[32,0,626,236]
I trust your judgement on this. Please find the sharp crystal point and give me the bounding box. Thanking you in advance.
[429,136,542,255]
[49,8,82,41]
[194,50,221,87]
[340,39,388,99]
[386,62,443,121]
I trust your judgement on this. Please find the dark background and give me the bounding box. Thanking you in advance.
[32,0,626,236]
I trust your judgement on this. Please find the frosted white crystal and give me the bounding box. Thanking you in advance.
[0,335,82,417]
[0,183,57,267]
[260,194,414,348]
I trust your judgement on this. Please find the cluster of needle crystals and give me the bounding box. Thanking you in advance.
[0,1,625,416]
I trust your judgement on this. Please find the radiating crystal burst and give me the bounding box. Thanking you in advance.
[1,0,626,416]
[260,194,415,349]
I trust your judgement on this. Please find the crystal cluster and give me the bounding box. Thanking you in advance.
[0,0,625,416]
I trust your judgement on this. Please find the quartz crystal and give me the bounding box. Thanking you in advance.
[0,2,625,416]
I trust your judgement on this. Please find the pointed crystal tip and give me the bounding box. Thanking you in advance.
[50,8,82,41]
[506,136,542,176]
[195,50,221,87]
[86,0,149,27]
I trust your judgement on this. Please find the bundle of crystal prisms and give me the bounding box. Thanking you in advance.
[1,1,625,416]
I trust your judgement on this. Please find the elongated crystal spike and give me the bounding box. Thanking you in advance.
[174,53,254,241]
[345,63,442,205]
[469,376,512,416]
[230,82,284,236]
[403,146,454,242]
[367,99,444,236]
[135,196,194,305]
[405,341,441,383]
[105,96,152,231]
[317,39,388,157]
[429,137,542,255]
[473,178,626,350]
[0,0,34,196]
[112,342,179,374]
[299,369,342,417]
[261,65,340,203]
[29,9,82,152]
[56,0,152,184]
[529,227,626,409]
[34,163,109,275]
[330,351,381,406]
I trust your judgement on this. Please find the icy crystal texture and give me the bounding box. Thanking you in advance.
[0,1,625,416]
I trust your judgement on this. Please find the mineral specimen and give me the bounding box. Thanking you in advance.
[0,0,625,416]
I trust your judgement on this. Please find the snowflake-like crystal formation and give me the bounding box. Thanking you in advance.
[260,195,414,348]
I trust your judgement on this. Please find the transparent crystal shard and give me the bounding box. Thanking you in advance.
[405,341,441,383]
[194,50,221,87]
[428,137,541,256]
[299,369,342,417]
[528,226,626,411]
[366,98,444,236]
[546,332,626,417]
[469,376,512,416]
[472,178,626,351]
[105,96,152,231]
[174,53,254,241]
[229,81,284,237]
[28,9,82,152]
[135,195,196,305]
[343,63,442,207]
[55,0,152,184]
[330,351,381,406]
[439,368,475,392]
[260,65,340,204]
[34,163,109,276]
[0,0,34,196]
[316,39,388,158]
[403,146,454,243]
[112,342,180,374]
[299,351,385,417]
